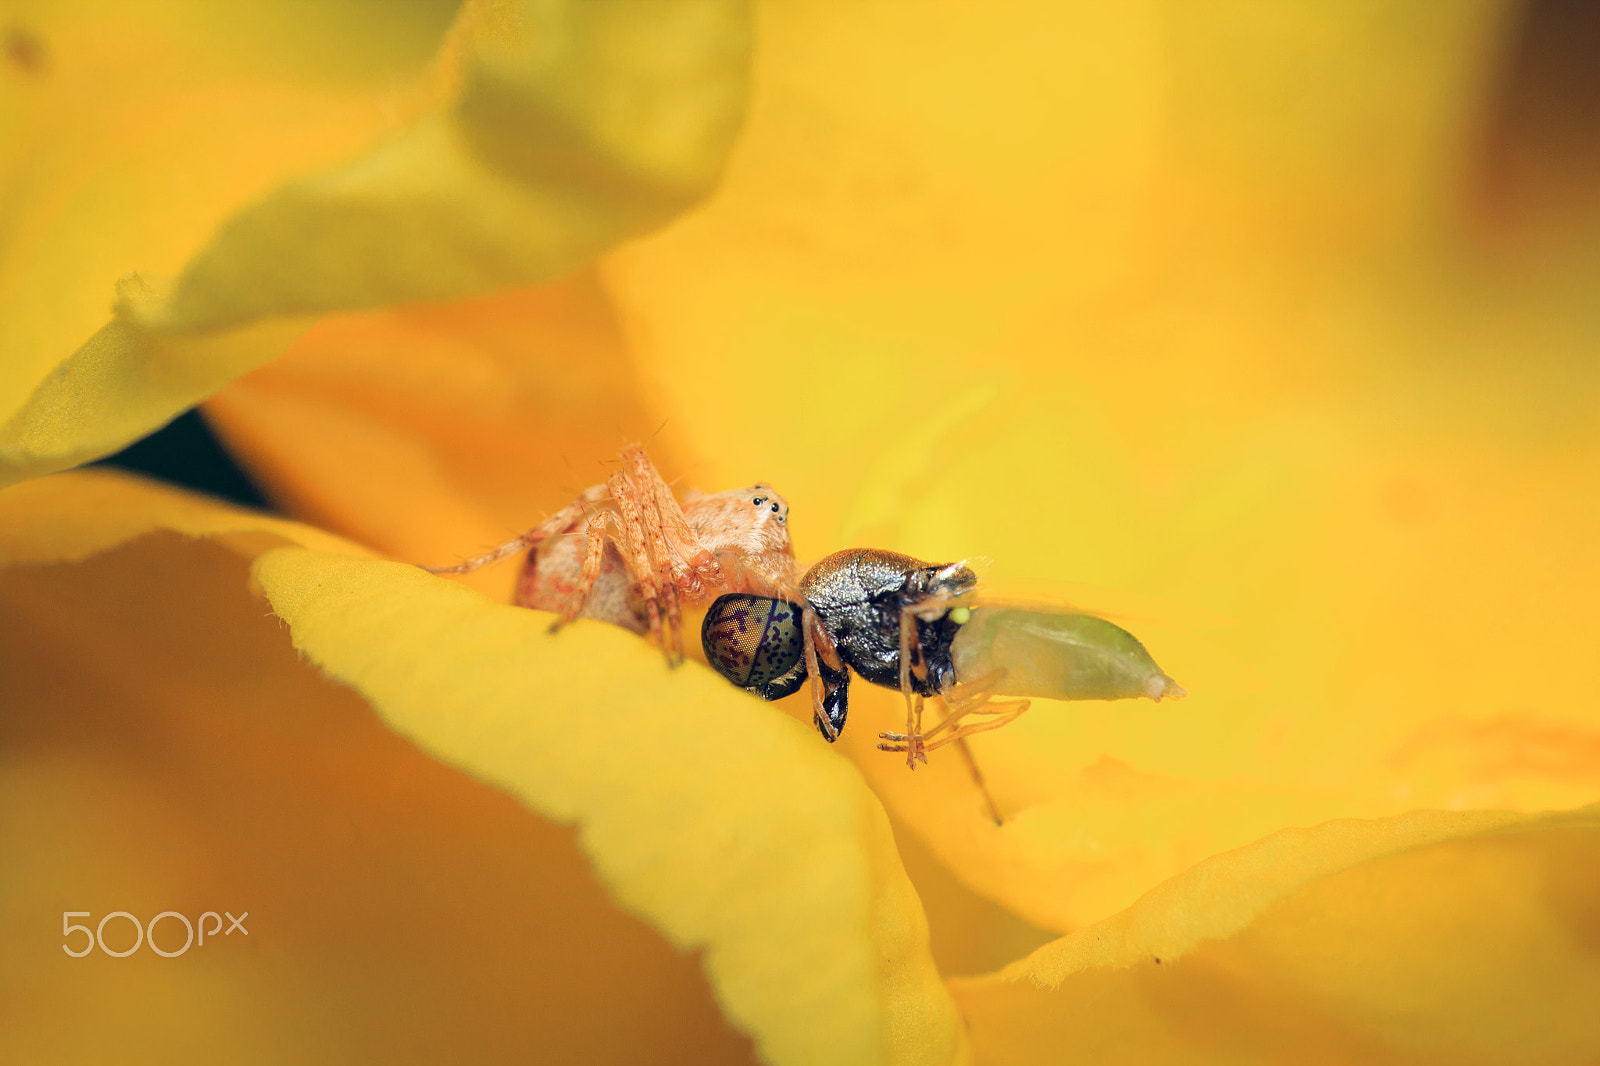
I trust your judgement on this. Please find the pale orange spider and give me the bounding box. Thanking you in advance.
[423,445,796,662]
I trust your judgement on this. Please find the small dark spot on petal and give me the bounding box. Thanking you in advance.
[5,25,47,74]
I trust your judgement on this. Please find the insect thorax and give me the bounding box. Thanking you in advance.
[801,549,973,696]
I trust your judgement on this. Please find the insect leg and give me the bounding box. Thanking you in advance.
[948,733,1004,827]
[802,606,832,740]
[881,689,1011,825]
[897,603,919,770]
[803,606,850,740]
[878,663,1018,824]
[919,672,1031,748]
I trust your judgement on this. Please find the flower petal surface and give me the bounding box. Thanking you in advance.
[952,805,1600,1064]
[599,0,1600,930]
[256,545,966,1066]
[0,469,967,1065]
[0,0,750,487]
[0,472,762,1062]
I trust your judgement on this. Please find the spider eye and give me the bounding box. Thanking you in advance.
[770,503,779,513]
[752,496,766,506]
[777,515,785,523]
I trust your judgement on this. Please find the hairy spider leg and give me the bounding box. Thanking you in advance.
[605,470,681,664]
[627,446,722,595]
[560,504,660,648]
[418,530,543,575]
[512,536,544,611]
[612,467,674,654]
[421,483,611,577]
[717,550,796,602]
[512,488,611,613]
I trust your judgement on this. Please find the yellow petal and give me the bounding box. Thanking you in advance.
[0,470,967,1064]
[102,1,1600,964]
[202,275,684,606]
[0,465,366,567]
[255,545,966,1066]
[1,0,750,487]
[0,507,761,1062]
[594,0,1600,932]
[602,2,1509,496]
[951,805,1600,1063]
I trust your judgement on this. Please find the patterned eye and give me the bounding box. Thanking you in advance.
[702,593,804,690]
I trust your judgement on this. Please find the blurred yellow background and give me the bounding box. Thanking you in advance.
[3,1,1599,1062]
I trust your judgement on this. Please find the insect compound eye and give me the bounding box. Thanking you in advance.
[701,593,805,692]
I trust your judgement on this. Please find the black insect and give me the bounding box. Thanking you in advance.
[703,547,1184,822]
[704,550,970,739]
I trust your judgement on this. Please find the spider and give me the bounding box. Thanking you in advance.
[423,444,796,663]
[702,548,1184,823]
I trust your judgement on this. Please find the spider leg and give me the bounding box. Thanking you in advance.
[513,547,540,609]
[420,486,605,575]
[625,444,721,597]
[708,549,798,602]
[608,467,677,665]
[419,531,543,575]
[659,581,685,662]
[561,507,624,624]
